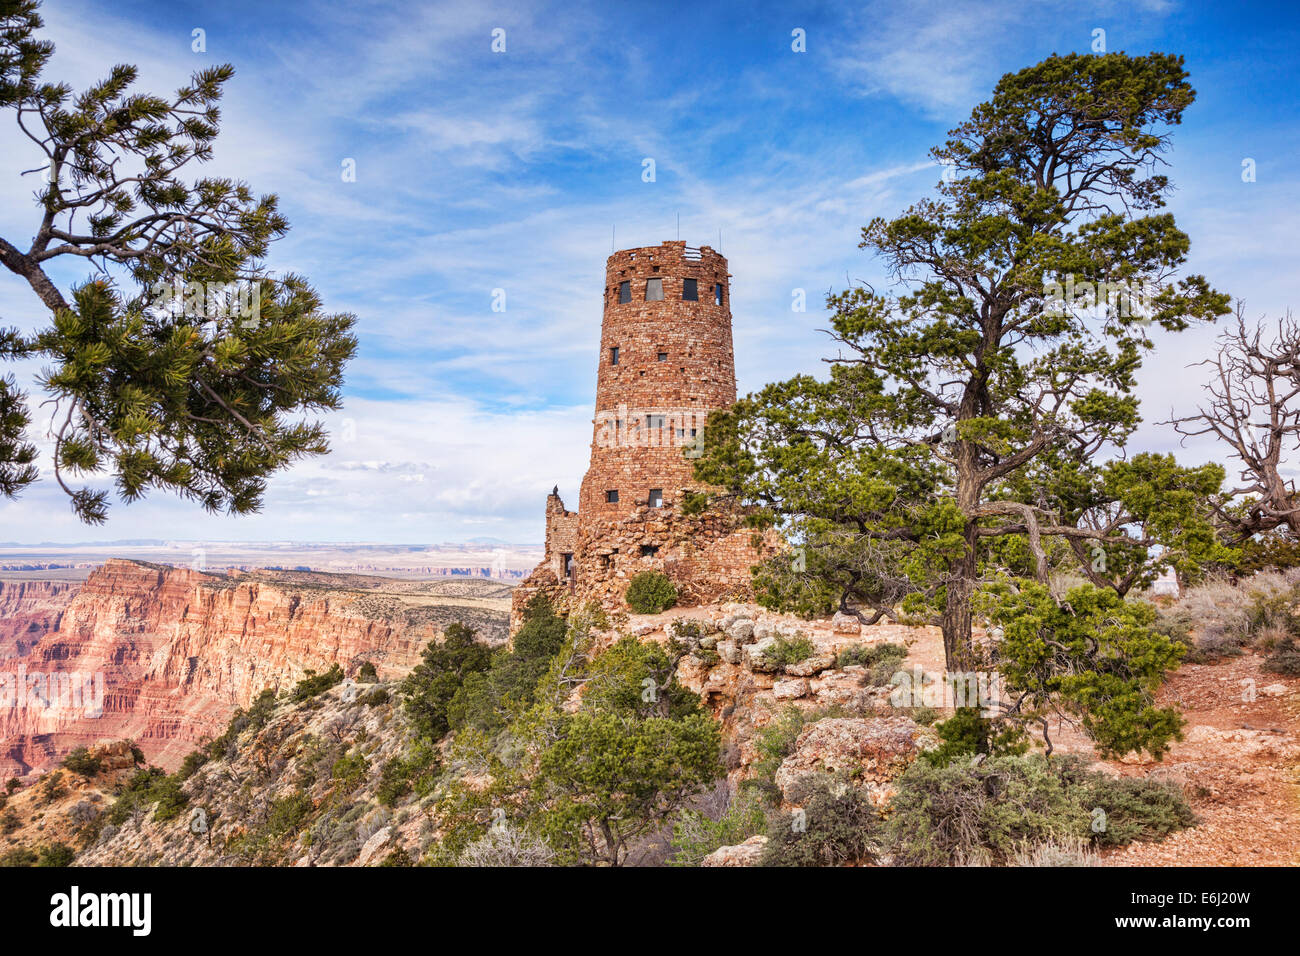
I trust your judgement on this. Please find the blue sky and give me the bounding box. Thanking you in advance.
[0,0,1297,544]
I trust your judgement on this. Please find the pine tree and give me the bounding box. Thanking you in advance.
[0,0,356,522]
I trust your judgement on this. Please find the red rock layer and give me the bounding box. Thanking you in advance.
[0,560,431,776]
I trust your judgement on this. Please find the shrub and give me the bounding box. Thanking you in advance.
[887,754,1196,865]
[458,825,555,867]
[922,708,1028,768]
[625,570,677,614]
[357,661,379,682]
[1011,837,1098,867]
[0,847,37,867]
[5,778,19,794]
[62,747,102,778]
[263,791,315,838]
[837,642,908,685]
[1264,635,1300,675]
[151,776,189,822]
[670,790,768,866]
[376,742,440,808]
[1082,775,1196,846]
[361,686,390,707]
[761,632,815,668]
[291,663,345,702]
[888,755,1088,866]
[762,778,881,867]
[36,843,75,867]
[331,751,370,792]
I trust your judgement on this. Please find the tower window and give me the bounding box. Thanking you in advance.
[606,489,619,503]
[647,414,667,432]
[562,553,574,576]
[657,351,668,362]
[682,278,698,301]
[649,488,664,508]
[714,283,724,305]
[610,346,619,365]
[618,281,631,303]
[640,544,659,557]
[645,277,664,301]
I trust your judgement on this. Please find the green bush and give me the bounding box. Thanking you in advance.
[291,663,345,702]
[0,846,37,867]
[62,747,101,777]
[1264,634,1300,675]
[836,642,907,685]
[625,570,678,614]
[376,742,440,807]
[263,791,315,838]
[1082,775,1197,846]
[762,778,881,867]
[761,633,815,667]
[670,791,768,866]
[357,661,379,682]
[36,843,75,867]
[331,751,370,792]
[922,708,1028,768]
[887,754,1196,865]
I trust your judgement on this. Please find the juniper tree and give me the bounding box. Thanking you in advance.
[695,53,1231,673]
[0,0,356,522]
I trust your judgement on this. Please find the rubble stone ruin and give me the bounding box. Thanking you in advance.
[511,240,777,629]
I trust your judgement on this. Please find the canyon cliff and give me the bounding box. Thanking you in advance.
[0,561,510,776]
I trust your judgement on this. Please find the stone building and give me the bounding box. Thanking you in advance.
[510,240,776,629]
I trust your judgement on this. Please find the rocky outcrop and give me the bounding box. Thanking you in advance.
[774,716,937,807]
[0,578,78,650]
[0,560,498,776]
[700,835,768,866]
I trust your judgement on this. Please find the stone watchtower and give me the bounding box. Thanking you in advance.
[512,241,773,629]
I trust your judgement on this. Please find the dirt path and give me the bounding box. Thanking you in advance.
[1096,653,1299,866]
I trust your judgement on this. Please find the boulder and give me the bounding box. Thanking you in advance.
[774,716,936,806]
[772,678,810,700]
[831,611,862,637]
[717,639,742,665]
[700,835,768,867]
[785,653,835,677]
[356,826,393,867]
[727,618,755,643]
[747,637,778,671]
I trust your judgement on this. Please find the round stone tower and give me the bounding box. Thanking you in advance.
[576,240,735,520]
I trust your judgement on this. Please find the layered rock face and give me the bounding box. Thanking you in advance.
[0,561,453,776]
[0,579,78,650]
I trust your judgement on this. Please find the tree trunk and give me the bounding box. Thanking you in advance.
[941,519,979,672]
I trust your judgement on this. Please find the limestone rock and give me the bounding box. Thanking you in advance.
[727,618,755,643]
[772,678,810,700]
[717,639,742,665]
[356,825,393,867]
[774,716,936,806]
[785,653,835,678]
[831,611,862,636]
[747,637,778,672]
[700,835,768,867]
